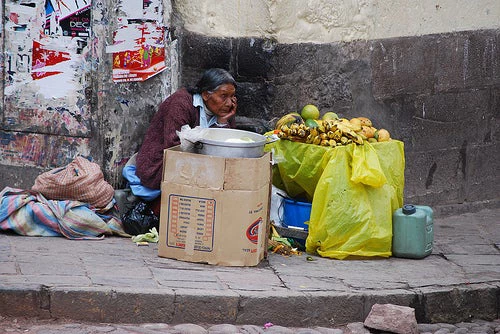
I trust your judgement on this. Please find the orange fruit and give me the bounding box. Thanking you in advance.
[376,129,391,142]
[357,117,373,127]
[360,126,375,138]
[349,118,362,132]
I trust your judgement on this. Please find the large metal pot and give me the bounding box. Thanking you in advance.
[192,128,266,158]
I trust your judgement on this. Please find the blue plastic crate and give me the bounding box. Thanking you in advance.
[282,198,311,230]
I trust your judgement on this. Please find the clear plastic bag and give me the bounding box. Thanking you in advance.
[176,125,208,152]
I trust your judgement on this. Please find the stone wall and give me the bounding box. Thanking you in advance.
[178,29,500,214]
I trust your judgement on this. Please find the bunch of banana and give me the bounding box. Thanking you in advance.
[276,115,392,147]
[277,122,309,142]
[274,112,304,130]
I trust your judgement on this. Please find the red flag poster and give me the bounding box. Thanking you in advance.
[31,40,71,80]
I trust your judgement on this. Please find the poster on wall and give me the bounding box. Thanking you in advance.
[106,0,167,83]
[44,0,91,37]
[2,0,92,168]
[109,21,166,83]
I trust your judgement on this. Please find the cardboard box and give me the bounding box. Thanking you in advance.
[158,147,272,266]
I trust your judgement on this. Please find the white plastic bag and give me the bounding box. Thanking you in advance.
[176,125,209,152]
[270,185,289,227]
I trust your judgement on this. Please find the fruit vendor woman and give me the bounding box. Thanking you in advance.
[130,68,238,215]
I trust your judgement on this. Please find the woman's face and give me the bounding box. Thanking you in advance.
[202,83,236,117]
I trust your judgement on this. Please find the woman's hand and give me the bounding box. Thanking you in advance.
[217,96,237,125]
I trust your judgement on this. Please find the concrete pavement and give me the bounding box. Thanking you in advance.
[0,208,498,328]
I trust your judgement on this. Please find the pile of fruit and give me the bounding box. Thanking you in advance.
[275,104,391,147]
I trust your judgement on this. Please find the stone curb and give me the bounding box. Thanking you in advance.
[1,282,498,327]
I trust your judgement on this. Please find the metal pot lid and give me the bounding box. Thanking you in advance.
[198,128,266,148]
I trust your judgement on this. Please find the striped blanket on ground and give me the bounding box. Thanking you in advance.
[0,187,128,239]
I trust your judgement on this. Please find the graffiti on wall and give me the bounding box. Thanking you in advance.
[106,0,167,83]
[0,131,90,167]
[1,0,92,168]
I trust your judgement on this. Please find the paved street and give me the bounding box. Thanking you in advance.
[0,315,499,333]
[0,208,499,332]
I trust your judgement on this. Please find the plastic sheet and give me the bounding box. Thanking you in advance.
[176,125,209,152]
[266,140,405,259]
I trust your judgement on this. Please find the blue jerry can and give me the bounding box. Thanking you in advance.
[392,204,434,259]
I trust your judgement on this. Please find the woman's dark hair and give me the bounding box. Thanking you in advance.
[187,68,236,94]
